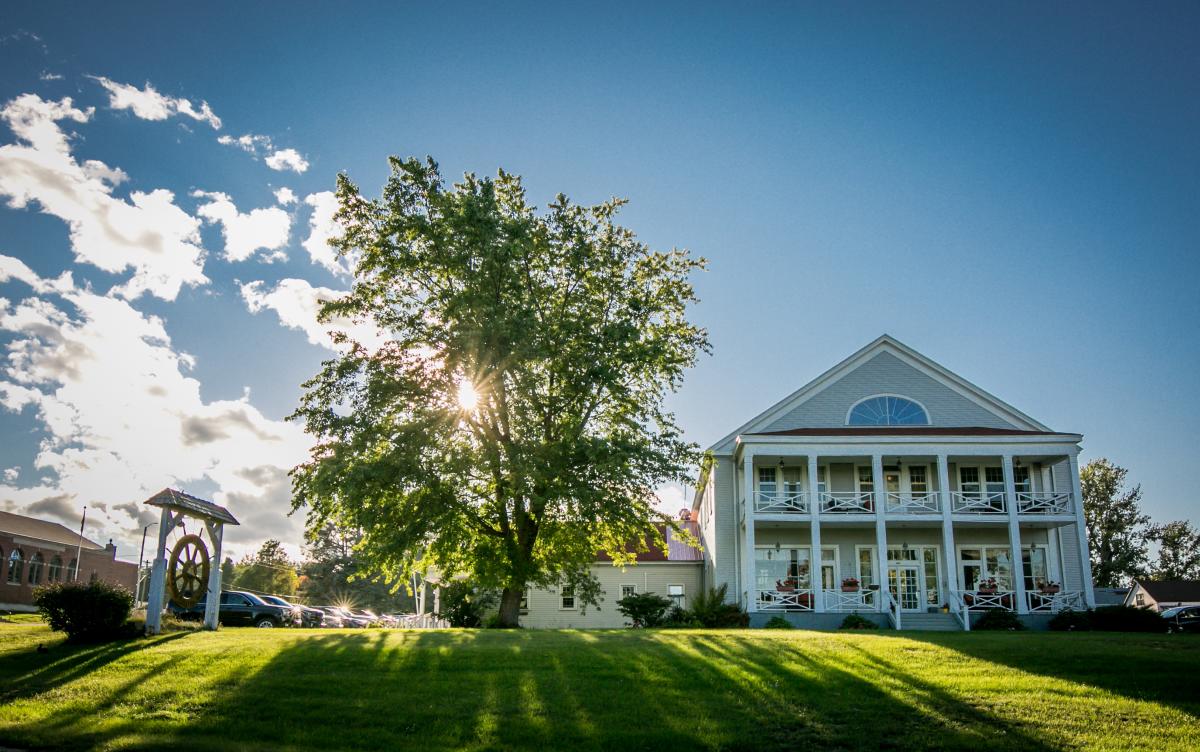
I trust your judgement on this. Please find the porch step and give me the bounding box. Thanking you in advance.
[896,612,962,631]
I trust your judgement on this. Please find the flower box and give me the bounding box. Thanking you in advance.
[841,585,860,593]
[1039,585,1061,595]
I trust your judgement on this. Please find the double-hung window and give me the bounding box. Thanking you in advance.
[959,467,981,499]
[561,586,576,610]
[909,466,928,494]
[758,467,777,498]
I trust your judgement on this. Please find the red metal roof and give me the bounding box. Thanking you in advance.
[750,426,1064,437]
[596,521,703,562]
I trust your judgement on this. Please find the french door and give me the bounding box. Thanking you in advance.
[888,563,924,612]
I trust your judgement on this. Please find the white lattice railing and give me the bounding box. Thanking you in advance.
[757,588,813,612]
[1016,491,1072,515]
[754,490,809,514]
[823,588,878,612]
[885,492,941,514]
[951,491,1007,514]
[954,589,1017,611]
[884,590,902,630]
[820,491,874,514]
[1026,590,1085,613]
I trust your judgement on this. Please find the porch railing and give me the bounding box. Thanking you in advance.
[1015,491,1072,515]
[954,589,1017,611]
[822,588,877,612]
[1026,590,1085,613]
[883,590,902,630]
[820,491,874,514]
[754,490,809,514]
[885,491,941,514]
[950,491,1006,514]
[757,588,813,612]
[947,591,971,631]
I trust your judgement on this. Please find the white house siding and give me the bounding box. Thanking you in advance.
[1057,523,1085,592]
[520,562,704,629]
[765,352,1017,431]
[705,457,738,596]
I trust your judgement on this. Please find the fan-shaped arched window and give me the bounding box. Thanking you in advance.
[49,556,63,582]
[7,549,23,584]
[847,395,930,426]
[27,553,44,585]
[67,558,77,582]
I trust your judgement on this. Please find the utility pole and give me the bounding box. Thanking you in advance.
[73,506,87,581]
[136,521,158,605]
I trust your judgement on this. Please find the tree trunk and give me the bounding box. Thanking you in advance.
[497,586,524,628]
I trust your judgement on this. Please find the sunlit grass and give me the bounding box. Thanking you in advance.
[1,622,1197,751]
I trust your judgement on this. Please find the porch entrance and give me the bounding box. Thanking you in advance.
[886,546,941,612]
[888,563,924,612]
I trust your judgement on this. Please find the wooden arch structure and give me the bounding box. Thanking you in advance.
[143,488,240,634]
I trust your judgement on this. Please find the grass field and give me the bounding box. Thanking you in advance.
[1,621,1198,751]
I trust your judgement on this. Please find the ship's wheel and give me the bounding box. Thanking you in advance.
[167,533,210,608]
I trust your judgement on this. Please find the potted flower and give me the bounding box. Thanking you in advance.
[977,577,998,595]
[1038,580,1061,595]
[776,578,795,593]
[841,577,860,593]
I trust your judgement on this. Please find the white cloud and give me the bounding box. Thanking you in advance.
[218,133,272,154]
[0,259,311,558]
[274,187,297,206]
[91,76,222,130]
[264,148,308,174]
[0,94,208,300]
[302,191,349,275]
[240,278,388,352]
[3,468,17,482]
[38,71,64,82]
[193,190,291,263]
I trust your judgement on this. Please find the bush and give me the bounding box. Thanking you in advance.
[616,592,674,627]
[1090,605,1167,633]
[1048,608,1092,631]
[973,608,1026,631]
[662,605,702,628]
[33,581,134,642]
[839,613,878,630]
[763,615,794,629]
[436,581,499,628]
[687,584,750,628]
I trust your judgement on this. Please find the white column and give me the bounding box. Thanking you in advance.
[1068,453,1096,607]
[1003,455,1028,614]
[872,454,888,613]
[742,449,757,612]
[144,507,173,635]
[203,520,224,630]
[937,455,959,600]
[810,510,824,613]
[806,453,822,611]
[807,454,820,517]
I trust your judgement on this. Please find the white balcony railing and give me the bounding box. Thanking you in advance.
[1026,590,1085,612]
[820,491,874,514]
[1016,491,1072,515]
[823,588,878,612]
[885,492,941,514]
[754,490,809,514]
[757,588,813,612]
[950,491,1006,514]
[954,589,1017,611]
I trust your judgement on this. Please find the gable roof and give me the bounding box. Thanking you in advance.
[1134,579,1200,603]
[709,334,1052,454]
[145,488,239,526]
[0,509,101,549]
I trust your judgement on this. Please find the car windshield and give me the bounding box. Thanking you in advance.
[1160,607,1183,618]
[239,592,267,606]
[262,596,289,607]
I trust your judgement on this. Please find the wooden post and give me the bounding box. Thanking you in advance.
[1003,454,1028,614]
[872,454,888,614]
[204,520,224,630]
[144,507,173,635]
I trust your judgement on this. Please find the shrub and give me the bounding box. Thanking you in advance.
[839,613,878,630]
[662,605,703,628]
[763,615,794,629]
[1090,605,1167,633]
[436,581,498,627]
[1048,608,1092,631]
[687,584,750,628]
[616,592,673,627]
[973,608,1026,631]
[33,581,134,642]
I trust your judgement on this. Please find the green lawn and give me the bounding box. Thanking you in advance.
[1,621,1197,751]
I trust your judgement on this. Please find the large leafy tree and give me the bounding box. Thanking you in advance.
[1081,459,1150,587]
[298,522,419,612]
[232,539,299,596]
[1147,520,1200,581]
[290,158,708,626]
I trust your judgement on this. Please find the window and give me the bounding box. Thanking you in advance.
[48,556,62,582]
[6,549,23,585]
[756,547,811,591]
[1135,592,1145,607]
[519,589,529,614]
[857,466,874,494]
[782,466,804,496]
[959,467,980,498]
[984,467,1005,492]
[561,586,576,610]
[847,396,929,426]
[67,559,77,582]
[1022,546,1049,592]
[667,584,685,608]
[757,467,777,496]
[620,584,637,599]
[27,553,44,585]
[909,466,928,493]
[857,547,877,589]
[819,547,839,590]
[960,546,1015,590]
[1013,466,1031,493]
[817,466,828,495]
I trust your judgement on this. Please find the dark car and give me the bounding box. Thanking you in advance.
[1161,606,1200,634]
[259,595,324,628]
[169,590,291,628]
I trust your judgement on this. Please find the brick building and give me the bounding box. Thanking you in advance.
[1,509,138,612]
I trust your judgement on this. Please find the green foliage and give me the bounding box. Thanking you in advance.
[289,157,709,626]
[1082,459,1150,587]
[616,592,674,627]
[232,539,299,596]
[33,581,134,642]
[686,584,749,627]
[762,615,794,629]
[437,580,499,627]
[973,608,1026,631]
[1048,609,1093,631]
[839,613,878,630]
[297,523,419,613]
[1090,605,1167,633]
[1146,520,1200,580]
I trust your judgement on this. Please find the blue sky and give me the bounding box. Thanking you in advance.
[0,2,1196,558]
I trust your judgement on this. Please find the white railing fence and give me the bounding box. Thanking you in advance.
[946,591,971,631]
[757,588,814,612]
[950,491,1007,514]
[754,490,809,514]
[822,588,878,612]
[883,590,902,630]
[1026,590,1085,613]
[885,492,941,514]
[953,589,1017,611]
[396,613,450,629]
[1015,491,1073,515]
[820,491,874,514]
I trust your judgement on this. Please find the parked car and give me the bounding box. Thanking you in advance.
[169,590,291,628]
[332,607,373,628]
[1161,606,1200,634]
[258,595,324,628]
[316,606,344,628]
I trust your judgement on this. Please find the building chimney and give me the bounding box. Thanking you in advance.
[105,539,117,559]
